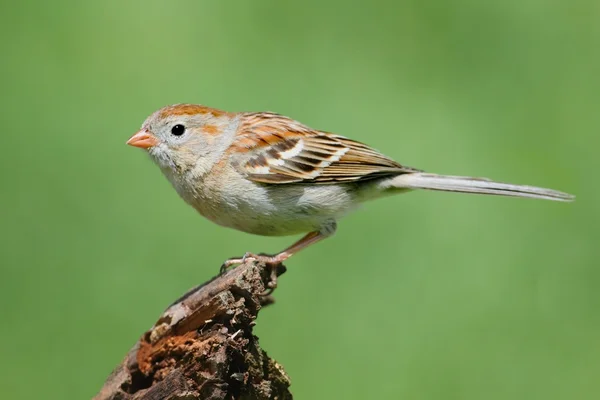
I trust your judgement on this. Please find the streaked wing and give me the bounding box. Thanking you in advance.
[230,112,420,184]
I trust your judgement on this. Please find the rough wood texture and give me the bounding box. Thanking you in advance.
[94,260,292,400]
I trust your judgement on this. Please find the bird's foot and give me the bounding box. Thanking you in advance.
[220,252,286,294]
[219,252,259,274]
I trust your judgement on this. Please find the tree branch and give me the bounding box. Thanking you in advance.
[94,260,292,400]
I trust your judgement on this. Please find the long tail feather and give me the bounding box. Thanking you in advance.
[386,173,574,202]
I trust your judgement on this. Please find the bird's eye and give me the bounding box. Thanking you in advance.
[171,124,185,136]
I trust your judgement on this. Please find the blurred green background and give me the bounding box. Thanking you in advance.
[1,1,598,399]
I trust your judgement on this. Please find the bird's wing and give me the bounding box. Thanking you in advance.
[229,112,420,184]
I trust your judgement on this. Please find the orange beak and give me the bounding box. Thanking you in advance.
[126,129,158,149]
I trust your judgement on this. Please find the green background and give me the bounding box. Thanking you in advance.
[1,1,598,399]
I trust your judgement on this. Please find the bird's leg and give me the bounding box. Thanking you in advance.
[220,231,322,272]
[220,222,337,291]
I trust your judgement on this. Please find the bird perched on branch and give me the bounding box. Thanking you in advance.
[127,104,574,270]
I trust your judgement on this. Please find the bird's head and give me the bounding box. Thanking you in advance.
[127,104,233,175]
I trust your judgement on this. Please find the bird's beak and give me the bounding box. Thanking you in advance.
[126,129,158,149]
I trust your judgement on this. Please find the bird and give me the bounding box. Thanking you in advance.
[127,103,574,271]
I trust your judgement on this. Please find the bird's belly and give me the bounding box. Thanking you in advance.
[192,182,358,237]
[211,212,321,236]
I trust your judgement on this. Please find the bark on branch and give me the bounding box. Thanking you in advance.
[94,261,291,400]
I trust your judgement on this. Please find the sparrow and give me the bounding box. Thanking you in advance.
[127,104,574,271]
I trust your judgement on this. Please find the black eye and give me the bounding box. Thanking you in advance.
[171,124,185,136]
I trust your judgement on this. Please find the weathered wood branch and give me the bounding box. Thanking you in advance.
[94,261,292,400]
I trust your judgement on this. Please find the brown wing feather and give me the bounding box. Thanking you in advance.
[231,112,421,184]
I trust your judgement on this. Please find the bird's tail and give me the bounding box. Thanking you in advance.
[383,173,574,202]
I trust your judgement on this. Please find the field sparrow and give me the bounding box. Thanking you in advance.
[127,104,574,270]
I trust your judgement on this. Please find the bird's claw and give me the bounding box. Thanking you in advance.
[219,252,284,294]
[219,252,258,274]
